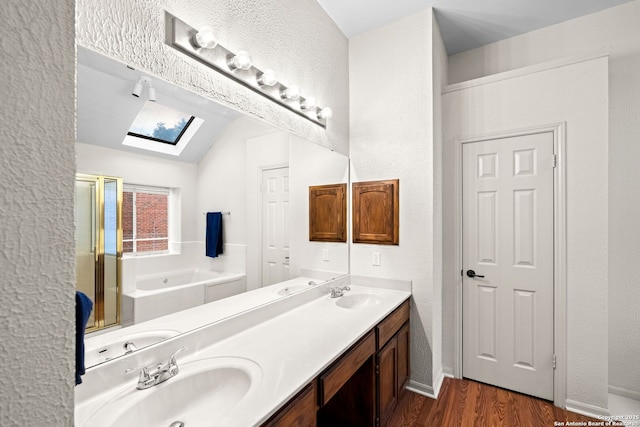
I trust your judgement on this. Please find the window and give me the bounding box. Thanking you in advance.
[123,185,170,254]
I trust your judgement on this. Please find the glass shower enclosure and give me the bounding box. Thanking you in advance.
[75,173,123,332]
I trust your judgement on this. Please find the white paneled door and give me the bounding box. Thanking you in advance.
[462,132,554,400]
[262,167,290,286]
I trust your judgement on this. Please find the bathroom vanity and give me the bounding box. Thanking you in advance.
[75,276,411,426]
[264,299,410,426]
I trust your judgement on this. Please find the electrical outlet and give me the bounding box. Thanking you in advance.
[323,248,330,262]
[372,251,381,266]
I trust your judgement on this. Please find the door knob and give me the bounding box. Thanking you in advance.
[466,269,485,278]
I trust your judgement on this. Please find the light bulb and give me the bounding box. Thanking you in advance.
[317,107,333,120]
[194,26,217,49]
[300,96,317,110]
[227,50,252,71]
[256,69,278,87]
[280,85,301,101]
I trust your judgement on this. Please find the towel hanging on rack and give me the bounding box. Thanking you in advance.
[206,212,224,258]
[75,291,93,385]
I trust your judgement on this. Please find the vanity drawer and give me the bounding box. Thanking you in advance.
[263,382,317,427]
[376,300,409,349]
[319,331,375,406]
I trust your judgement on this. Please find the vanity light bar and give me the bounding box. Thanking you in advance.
[165,12,330,128]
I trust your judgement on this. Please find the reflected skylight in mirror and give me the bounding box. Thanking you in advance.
[127,101,195,145]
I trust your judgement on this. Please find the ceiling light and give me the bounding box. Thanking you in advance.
[300,97,317,111]
[132,77,156,102]
[193,26,218,49]
[317,107,333,120]
[280,85,301,101]
[132,81,143,97]
[227,51,252,71]
[256,69,277,87]
[147,86,156,102]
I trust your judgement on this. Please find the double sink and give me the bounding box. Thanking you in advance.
[76,282,409,426]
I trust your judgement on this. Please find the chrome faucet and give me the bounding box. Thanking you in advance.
[308,280,319,286]
[123,341,138,354]
[330,282,350,298]
[126,347,186,390]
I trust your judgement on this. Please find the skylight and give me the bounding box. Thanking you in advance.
[122,101,204,157]
[127,101,194,145]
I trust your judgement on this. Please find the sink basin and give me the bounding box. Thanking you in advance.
[85,329,181,367]
[335,293,383,309]
[83,357,262,427]
[276,283,309,296]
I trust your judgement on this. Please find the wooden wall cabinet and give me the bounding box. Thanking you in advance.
[309,183,347,242]
[352,179,399,245]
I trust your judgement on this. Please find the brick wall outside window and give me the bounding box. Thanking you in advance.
[123,188,169,253]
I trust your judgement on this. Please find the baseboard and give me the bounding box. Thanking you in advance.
[432,368,445,398]
[565,399,609,418]
[406,380,436,399]
[443,366,455,378]
[609,385,640,401]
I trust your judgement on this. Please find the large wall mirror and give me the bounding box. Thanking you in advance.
[77,47,349,367]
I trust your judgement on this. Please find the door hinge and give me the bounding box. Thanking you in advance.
[553,354,557,369]
[552,154,557,168]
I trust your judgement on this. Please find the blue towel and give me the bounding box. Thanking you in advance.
[206,212,224,258]
[75,291,93,385]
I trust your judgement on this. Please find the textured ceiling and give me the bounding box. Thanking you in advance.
[316,0,634,55]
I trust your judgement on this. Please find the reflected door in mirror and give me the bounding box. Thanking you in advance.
[262,167,290,286]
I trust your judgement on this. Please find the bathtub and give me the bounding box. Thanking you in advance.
[122,269,246,325]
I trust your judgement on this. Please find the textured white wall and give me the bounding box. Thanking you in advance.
[448,0,640,397]
[349,10,438,391]
[0,0,76,425]
[430,12,447,393]
[443,57,609,409]
[76,0,349,155]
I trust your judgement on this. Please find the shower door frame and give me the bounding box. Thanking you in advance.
[76,173,123,332]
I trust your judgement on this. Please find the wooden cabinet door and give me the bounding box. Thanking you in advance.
[397,323,410,395]
[309,183,346,242]
[262,382,316,427]
[377,336,398,427]
[352,179,399,245]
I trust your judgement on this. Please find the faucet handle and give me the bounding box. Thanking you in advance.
[125,365,154,387]
[168,346,186,366]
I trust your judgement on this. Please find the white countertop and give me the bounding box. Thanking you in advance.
[75,278,411,426]
[83,276,322,368]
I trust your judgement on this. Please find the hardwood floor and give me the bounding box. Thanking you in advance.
[388,377,602,427]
